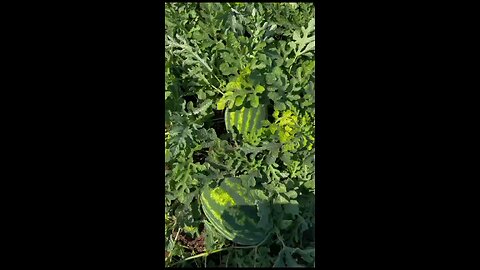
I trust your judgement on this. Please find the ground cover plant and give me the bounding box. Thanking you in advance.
[165,2,315,267]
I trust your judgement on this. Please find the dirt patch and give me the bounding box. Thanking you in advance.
[211,109,227,136]
[172,228,206,253]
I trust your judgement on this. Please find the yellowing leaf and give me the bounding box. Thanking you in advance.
[217,97,227,110]
[255,85,265,93]
[235,95,245,106]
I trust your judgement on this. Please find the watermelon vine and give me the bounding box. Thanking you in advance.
[165,2,315,267]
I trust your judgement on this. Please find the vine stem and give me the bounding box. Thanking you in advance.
[275,228,287,248]
[165,220,179,265]
[226,251,230,268]
[212,73,224,87]
[206,79,224,95]
[288,54,299,75]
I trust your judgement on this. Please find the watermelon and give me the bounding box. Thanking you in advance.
[225,104,266,139]
[200,178,272,245]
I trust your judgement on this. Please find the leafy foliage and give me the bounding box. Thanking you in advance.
[165,2,315,267]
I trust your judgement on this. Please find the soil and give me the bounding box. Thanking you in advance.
[172,228,206,254]
[193,149,208,163]
[210,109,227,136]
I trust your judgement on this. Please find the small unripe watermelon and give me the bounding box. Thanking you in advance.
[200,178,272,245]
[225,104,266,137]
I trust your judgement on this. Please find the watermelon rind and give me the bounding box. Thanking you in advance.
[200,178,271,245]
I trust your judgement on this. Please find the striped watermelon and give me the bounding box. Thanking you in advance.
[224,104,266,140]
[200,178,271,245]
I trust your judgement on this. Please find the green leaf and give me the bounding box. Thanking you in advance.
[252,62,266,70]
[276,183,287,193]
[267,91,280,101]
[273,249,286,267]
[249,93,259,107]
[235,95,245,106]
[279,219,293,229]
[296,248,315,263]
[204,221,220,252]
[193,99,212,115]
[197,89,206,100]
[283,201,299,217]
[220,62,237,76]
[284,247,303,267]
[255,41,266,51]
[285,190,297,199]
[255,85,265,93]
[205,90,215,96]
[274,102,286,111]
[165,91,171,100]
[292,30,300,42]
[187,101,194,112]
[293,18,315,56]
[239,174,256,187]
[265,73,275,85]
[304,179,314,189]
[288,94,301,101]
[285,58,295,67]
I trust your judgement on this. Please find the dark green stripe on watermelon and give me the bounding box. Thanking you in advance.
[254,105,265,130]
[221,210,255,232]
[247,106,258,134]
[234,109,241,131]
